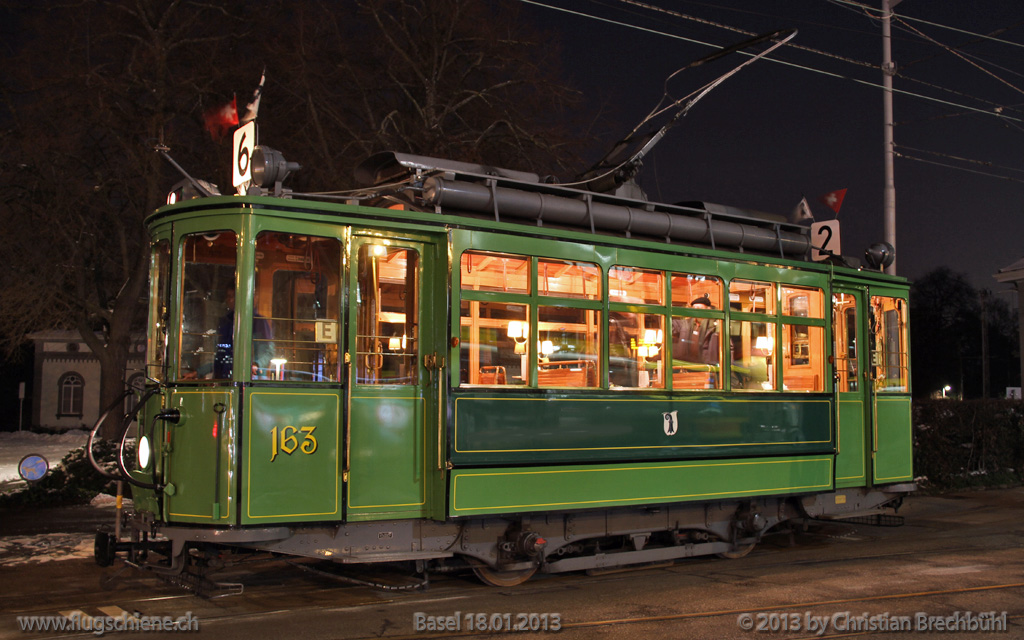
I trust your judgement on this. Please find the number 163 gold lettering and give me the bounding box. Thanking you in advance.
[270,425,318,462]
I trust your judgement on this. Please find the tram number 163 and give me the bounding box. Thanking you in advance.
[269,426,318,462]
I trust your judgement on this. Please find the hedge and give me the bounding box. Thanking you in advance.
[914,399,1024,491]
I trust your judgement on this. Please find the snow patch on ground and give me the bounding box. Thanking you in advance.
[0,533,94,566]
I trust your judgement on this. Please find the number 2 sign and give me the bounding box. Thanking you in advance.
[810,220,841,262]
[232,120,256,192]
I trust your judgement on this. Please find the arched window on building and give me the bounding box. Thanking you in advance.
[57,372,84,418]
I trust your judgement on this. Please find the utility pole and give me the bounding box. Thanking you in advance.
[882,0,901,275]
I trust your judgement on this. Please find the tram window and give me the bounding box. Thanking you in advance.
[146,240,170,381]
[729,280,775,314]
[254,233,341,382]
[460,251,529,294]
[356,244,419,385]
[609,267,663,305]
[670,273,723,309]
[178,232,237,380]
[539,258,601,300]
[730,321,775,391]
[670,316,722,390]
[781,286,825,392]
[782,286,823,318]
[668,273,723,390]
[782,326,824,391]
[870,296,908,392]
[459,301,528,385]
[609,312,665,389]
[538,306,600,387]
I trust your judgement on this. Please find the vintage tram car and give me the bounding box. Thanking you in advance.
[95,147,913,587]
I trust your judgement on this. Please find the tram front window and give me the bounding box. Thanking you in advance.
[178,232,237,380]
[254,232,341,382]
[147,240,170,381]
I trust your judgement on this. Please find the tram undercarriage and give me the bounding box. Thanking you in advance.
[97,484,912,588]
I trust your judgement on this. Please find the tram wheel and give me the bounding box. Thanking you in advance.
[717,540,756,559]
[470,559,537,587]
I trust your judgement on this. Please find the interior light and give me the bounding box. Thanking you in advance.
[754,336,774,355]
[271,358,288,380]
[507,321,525,339]
[388,337,402,351]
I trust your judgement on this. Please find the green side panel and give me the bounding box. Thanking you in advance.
[873,396,913,483]
[130,392,165,517]
[834,398,867,488]
[243,390,341,523]
[347,393,427,521]
[450,456,834,516]
[452,394,833,465]
[164,389,238,524]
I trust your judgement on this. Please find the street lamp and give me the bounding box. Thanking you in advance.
[942,385,951,398]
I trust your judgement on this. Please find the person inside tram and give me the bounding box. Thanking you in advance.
[206,288,274,379]
[672,294,719,365]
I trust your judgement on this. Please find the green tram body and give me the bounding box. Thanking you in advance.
[118,154,913,585]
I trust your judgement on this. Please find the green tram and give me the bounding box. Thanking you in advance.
[98,150,913,587]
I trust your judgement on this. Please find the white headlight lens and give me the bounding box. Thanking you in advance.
[138,435,152,469]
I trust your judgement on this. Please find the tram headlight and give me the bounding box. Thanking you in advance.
[137,434,152,470]
[252,147,301,188]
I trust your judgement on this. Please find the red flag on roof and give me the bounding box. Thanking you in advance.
[204,96,238,140]
[818,189,847,214]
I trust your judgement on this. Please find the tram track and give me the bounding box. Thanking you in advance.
[115,577,1021,640]
[6,521,1020,639]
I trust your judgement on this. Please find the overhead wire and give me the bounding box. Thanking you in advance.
[895,151,1024,185]
[893,16,1024,99]
[826,0,1024,51]
[617,0,879,70]
[813,0,1024,116]
[901,20,1024,70]
[896,144,1024,176]
[524,0,1024,187]
[520,0,1024,124]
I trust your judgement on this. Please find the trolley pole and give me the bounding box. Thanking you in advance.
[882,0,901,275]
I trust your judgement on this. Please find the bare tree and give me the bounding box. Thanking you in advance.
[0,0,247,435]
[256,0,586,189]
[0,0,588,436]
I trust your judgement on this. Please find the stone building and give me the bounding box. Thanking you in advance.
[27,330,146,431]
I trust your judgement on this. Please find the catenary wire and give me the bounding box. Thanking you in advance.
[520,0,1024,124]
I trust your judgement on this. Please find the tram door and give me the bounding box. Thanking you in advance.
[832,287,870,488]
[832,286,913,487]
[345,235,445,521]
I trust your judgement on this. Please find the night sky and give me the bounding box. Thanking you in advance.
[521,0,1024,292]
